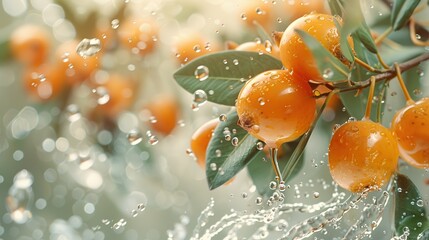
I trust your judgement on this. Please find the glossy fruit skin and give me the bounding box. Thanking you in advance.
[144,94,179,135]
[279,13,345,82]
[391,98,429,168]
[23,64,66,101]
[329,120,399,192]
[173,32,218,64]
[118,18,158,56]
[190,119,219,168]
[95,74,135,118]
[282,0,326,21]
[241,1,272,29]
[235,41,280,59]
[56,40,100,84]
[10,24,51,67]
[236,70,316,148]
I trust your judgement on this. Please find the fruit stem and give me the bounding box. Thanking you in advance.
[354,57,387,73]
[374,26,392,46]
[269,147,283,183]
[376,53,390,69]
[409,18,429,47]
[394,62,415,105]
[364,76,376,120]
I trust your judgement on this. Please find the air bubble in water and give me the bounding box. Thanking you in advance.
[194,65,209,81]
[76,38,101,57]
[127,130,143,145]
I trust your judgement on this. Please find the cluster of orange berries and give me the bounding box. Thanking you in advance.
[10,16,179,136]
[190,11,429,193]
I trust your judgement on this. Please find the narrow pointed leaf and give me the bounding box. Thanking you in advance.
[328,0,343,16]
[391,0,421,31]
[395,174,429,239]
[173,51,283,106]
[206,111,264,190]
[296,29,350,82]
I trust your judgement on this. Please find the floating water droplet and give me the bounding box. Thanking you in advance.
[137,203,146,211]
[240,13,247,20]
[277,17,282,23]
[131,209,139,217]
[264,40,273,53]
[111,19,120,29]
[93,87,110,105]
[61,52,70,62]
[242,192,248,199]
[13,169,34,189]
[193,89,208,106]
[148,135,159,145]
[76,38,101,57]
[194,65,209,81]
[79,155,94,170]
[66,104,81,122]
[193,45,201,53]
[102,219,111,225]
[127,130,143,145]
[269,181,277,190]
[256,8,264,15]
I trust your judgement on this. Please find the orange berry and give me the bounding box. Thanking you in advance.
[234,40,280,59]
[143,94,180,136]
[329,120,399,192]
[391,98,429,168]
[279,13,348,82]
[236,70,316,148]
[10,24,51,67]
[118,17,158,56]
[56,40,100,84]
[241,0,272,30]
[94,74,135,118]
[282,0,326,21]
[190,119,219,168]
[23,64,66,101]
[173,31,218,64]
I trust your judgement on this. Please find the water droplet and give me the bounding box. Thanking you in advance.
[215,149,222,157]
[231,137,239,146]
[233,59,239,65]
[413,89,423,96]
[127,130,143,145]
[210,163,217,171]
[323,68,334,79]
[102,219,111,225]
[93,87,110,105]
[148,135,159,145]
[137,203,146,211]
[111,19,120,29]
[131,209,139,217]
[193,45,201,53]
[61,52,70,62]
[313,192,320,198]
[193,89,208,106]
[256,142,264,150]
[13,170,34,189]
[219,114,227,121]
[397,187,402,192]
[277,17,282,23]
[279,182,286,192]
[417,199,424,207]
[348,116,357,122]
[264,40,273,53]
[258,97,266,106]
[255,197,262,205]
[66,104,81,122]
[256,8,264,15]
[269,181,277,190]
[76,38,101,57]
[240,13,247,20]
[194,65,209,81]
[242,192,248,199]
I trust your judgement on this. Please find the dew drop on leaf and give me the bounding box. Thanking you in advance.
[194,65,209,81]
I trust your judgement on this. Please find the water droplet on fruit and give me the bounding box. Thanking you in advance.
[194,65,209,81]
[127,130,143,145]
[256,8,264,15]
[258,97,266,106]
[76,38,101,57]
[256,142,264,150]
[193,45,201,53]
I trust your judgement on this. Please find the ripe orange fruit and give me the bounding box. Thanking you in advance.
[230,40,280,59]
[118,17,158,56]
[279,13,349,82]
[10,24,51,67]
[236,70,316,148]
[241,0,272,30]
[391,98,429,168]
[93,73,135,118]
[23,64,66,101]
[143,94,180,136]
[172,31,218,64]
[282,0,326,21]
[190,118,219,168]
[329,120,399,192]
[56,40,101,84]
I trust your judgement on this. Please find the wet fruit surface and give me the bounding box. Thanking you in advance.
[118,17,159,56]
[190,118,219,168]
[279,13,345,82]
[23,64,66,101]
[235,40,280,59]
[391,98,429,168]
[329,120,399,192]
[173,31,218,64]
[236,70,316,148]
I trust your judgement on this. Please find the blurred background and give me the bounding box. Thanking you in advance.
[0,0,429,239]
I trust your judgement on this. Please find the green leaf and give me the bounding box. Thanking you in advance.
[0,39,10,63]
[247,140,303,196]
[328,0,343,16]
[295,29,350,82]
[391,0,421,31]
[395,173,429,239]
[355,23,378,54]
[173,51,283,106]
[206,111,264,190]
